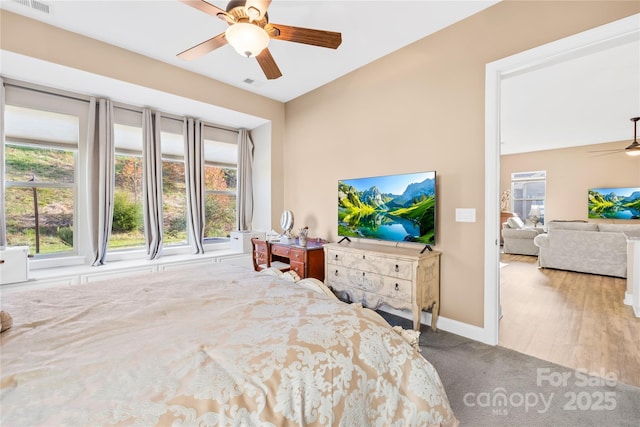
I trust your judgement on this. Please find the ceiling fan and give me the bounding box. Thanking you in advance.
[589,117,640,157]
[177,0,342,80]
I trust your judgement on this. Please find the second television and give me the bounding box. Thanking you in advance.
[338,171,436,245]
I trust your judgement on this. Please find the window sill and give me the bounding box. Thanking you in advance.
[5,247,251,293]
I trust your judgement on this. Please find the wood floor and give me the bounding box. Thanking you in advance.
[499,253,640,388]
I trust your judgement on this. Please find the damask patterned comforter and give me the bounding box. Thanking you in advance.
[0,262,458,426]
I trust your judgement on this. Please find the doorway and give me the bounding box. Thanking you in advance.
[483,13,640,346]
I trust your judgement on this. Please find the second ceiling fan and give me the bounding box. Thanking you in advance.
[177,0,342,80]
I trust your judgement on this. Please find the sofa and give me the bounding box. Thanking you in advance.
[502,216,545,256]
[533,221,640,278]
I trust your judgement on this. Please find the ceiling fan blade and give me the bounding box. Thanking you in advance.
[588,149,627,153]
[589,151,625,158]
[255,48,282,80]
[177,33,228,61]
[178,0,235,24]
[245,0,271,21]
[266,23,342,49]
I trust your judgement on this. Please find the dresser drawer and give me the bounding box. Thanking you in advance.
[327,249,412,280]
[380,276,412,301]
[326,248,346,266]
[326,265,353,288]
[372,257,413,280]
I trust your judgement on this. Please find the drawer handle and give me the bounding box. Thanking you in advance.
[395,283,399,291]
[395,264,399,272]
[334,254,338,260]
[334,270,339,276]
[362,255,366,260]
[0,260,4,264]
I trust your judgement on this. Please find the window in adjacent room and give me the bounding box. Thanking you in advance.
[4,105,78,256]
[511,170,546,226]
[203,127,237,242]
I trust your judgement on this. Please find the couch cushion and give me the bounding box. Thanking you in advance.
[547,221,598,232]
[507,216,525,229]
[597,223,640,238]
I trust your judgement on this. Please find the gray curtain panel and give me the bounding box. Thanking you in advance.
[0,78,6,246]
[142,109,164,260]
[88,98,116,266]
[184,118,205,254]
[236,129,254,231]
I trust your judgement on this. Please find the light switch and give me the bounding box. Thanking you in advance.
[456,208,476,223]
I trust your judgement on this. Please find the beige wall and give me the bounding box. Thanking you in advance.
[284,1,639,327]
[501,141,640,224]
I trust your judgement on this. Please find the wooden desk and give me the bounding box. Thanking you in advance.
[260,240,326,281]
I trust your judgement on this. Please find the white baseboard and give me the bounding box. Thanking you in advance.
[624,291,633,306]
[379,306,491,345]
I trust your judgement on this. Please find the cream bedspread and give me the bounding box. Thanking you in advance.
[1,263,458,426]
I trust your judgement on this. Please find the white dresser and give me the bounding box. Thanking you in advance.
[324,241,441,331]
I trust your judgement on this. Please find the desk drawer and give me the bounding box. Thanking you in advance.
[271,245,291,257]
[289,248,306,263]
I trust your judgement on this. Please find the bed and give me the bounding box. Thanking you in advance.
[1,262,458,426]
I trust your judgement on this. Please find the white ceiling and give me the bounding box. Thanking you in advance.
[500,30,640,155]
[1,0,638,151]
[0,0,498,102]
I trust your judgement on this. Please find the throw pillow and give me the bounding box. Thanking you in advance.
[507,216,525,229]
[0,311,13,333]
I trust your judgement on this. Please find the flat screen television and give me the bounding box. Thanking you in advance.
[588,187,640,219]
[338,171,436,245]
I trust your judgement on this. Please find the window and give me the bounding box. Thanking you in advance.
[511,170,546,225]
[2,80,244,264]
[161,124,188,247]
[204,164,236,239]
[203,128,238,241]
[110,121,145,250]
[4,105,78,256]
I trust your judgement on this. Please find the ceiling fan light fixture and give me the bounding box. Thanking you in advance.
[626,117,640,157]
[225,23,270,58]
[625,143,640,156]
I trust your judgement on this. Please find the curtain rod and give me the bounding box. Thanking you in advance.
[3,77,240,134]
[3,78,91,104]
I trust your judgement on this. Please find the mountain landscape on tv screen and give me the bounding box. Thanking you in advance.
[588,188,640,219]
[338,176,436,244]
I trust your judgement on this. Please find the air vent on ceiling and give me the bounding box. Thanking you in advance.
[11,0,52,14]
[243,78,255,85]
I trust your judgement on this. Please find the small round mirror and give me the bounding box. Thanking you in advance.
[280,210,294,236]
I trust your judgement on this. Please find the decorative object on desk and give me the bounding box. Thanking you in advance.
[298,226,309,247]
[279,210,295,243]
[265,230,280,242]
